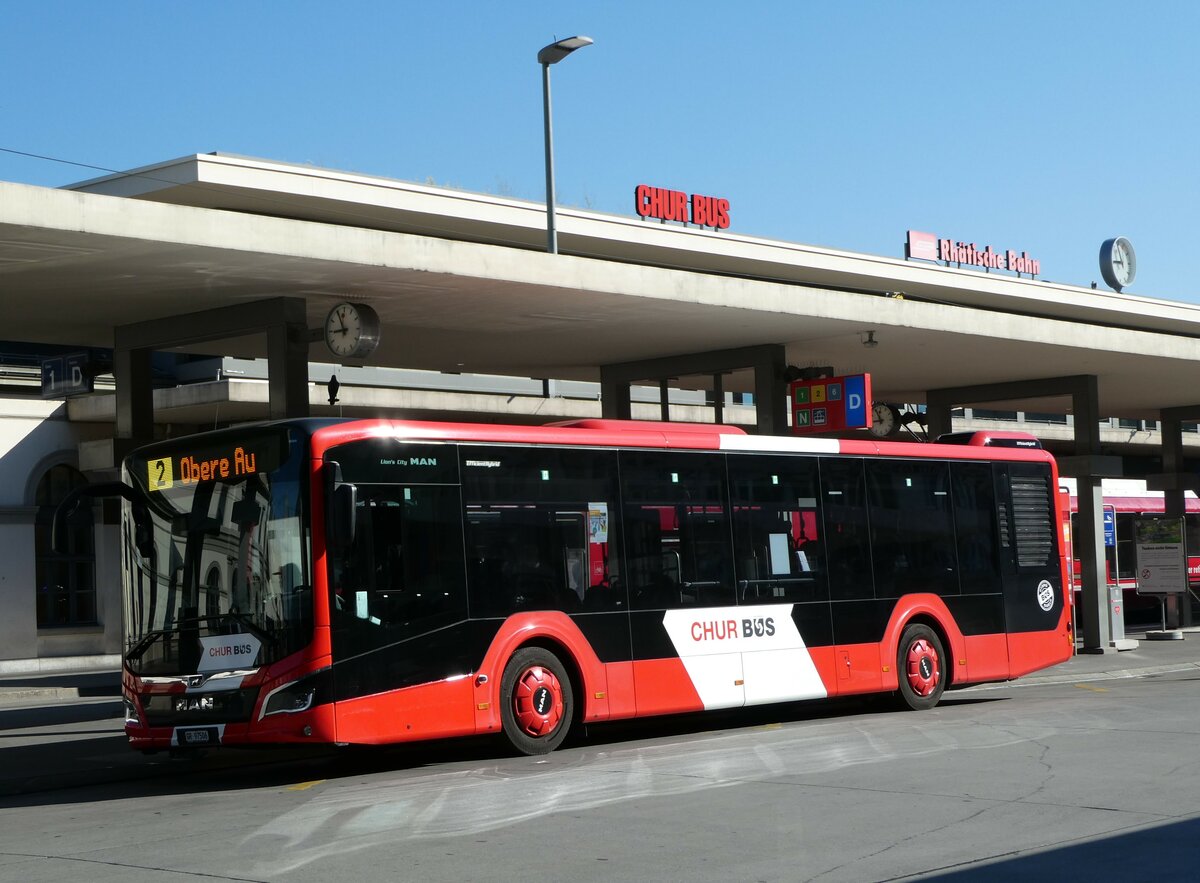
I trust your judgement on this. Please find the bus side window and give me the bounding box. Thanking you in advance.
[728,453,828,605]
[820,458,874,601]
[952,462,1002,594]
[331,485,467,650]
[866,459,958,598]
[461,446,625,616]
[620,451,735,610]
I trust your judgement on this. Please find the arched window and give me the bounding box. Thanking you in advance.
[34,464,96,627]
[204,562,222,615]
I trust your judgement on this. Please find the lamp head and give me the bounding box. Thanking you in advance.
[538,35,593,65]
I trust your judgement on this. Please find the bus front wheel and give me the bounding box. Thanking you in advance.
[896,624,946,711]
[499,647,574,755]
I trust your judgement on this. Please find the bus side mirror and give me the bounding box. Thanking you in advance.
[331,483,357,552]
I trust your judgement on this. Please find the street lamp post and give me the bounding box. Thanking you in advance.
[538,35,592,255]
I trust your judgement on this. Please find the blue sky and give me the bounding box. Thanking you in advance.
[3,2,1197,300]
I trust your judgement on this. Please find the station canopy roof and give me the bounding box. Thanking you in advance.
[2,152,1200,419]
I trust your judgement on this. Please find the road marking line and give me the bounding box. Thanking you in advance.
[287,780,326,791]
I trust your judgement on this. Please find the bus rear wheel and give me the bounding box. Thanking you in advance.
[896,624,946,711]
[499,647,574,755]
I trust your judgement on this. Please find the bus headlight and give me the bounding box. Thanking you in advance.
[262,682,316,717]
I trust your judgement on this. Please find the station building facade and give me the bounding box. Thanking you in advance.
[3,153,1200,670]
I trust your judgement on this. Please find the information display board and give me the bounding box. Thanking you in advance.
[1133,516,1188,596]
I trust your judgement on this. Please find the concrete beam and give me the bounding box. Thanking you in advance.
[601,344,787,434]
[927,375,1099,419]
[114,297,310,443]
[1146,473,1200,493]
[114,297,308,351]
[1056,455,1124,478]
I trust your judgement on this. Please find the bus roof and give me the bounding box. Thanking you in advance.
[303,417,1058,464]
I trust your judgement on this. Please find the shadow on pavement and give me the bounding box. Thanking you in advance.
[0,693,943,808]
[917,816,1200,880]
[0,701,123,729]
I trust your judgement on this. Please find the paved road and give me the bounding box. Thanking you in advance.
[3,639,1200,881]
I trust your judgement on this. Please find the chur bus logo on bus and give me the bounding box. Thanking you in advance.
[691,616,776,642]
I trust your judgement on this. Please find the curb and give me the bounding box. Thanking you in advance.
[0,655,121,676]
[0,697,123,730]
[0,687,92,705]
[0,683,121,708]
[968,660,1200,691]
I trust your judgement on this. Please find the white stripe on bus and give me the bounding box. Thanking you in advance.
[719,435,841,454]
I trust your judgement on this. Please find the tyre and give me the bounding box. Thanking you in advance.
[499,646,574,755]
[896,624,946,711]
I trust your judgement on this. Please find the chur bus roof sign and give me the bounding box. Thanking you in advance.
[635,184,730,230]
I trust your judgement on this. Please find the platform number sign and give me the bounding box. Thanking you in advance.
[40,353,94,398]
[789,373,872,435]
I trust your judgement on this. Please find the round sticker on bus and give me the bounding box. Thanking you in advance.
[1036,580,1055,612]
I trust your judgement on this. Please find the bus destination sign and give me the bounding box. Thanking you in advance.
[145,442,278,492]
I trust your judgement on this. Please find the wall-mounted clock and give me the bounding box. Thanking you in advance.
[869,402,901,438]
[1099,237,1136,292]
[324,302,381,360]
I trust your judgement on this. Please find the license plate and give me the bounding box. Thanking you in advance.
[180,728,213,745]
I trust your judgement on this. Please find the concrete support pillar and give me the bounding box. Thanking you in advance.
[112,342,153,448]
[599,370,632,420]
[1075,476,1111,650]
[751,348,787,436]
[266,315,311,420]
[925,403,953,440]
[1068,375,1114,651]
[1057,377,1131,650]
[1161,414,1185,628]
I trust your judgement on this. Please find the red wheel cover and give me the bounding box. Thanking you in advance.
[905,638,941,697]
[511,664,565,737]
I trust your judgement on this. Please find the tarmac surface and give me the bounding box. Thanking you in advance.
[3,628,1200,798]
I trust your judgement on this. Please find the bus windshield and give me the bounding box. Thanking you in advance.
[121,427,311,676]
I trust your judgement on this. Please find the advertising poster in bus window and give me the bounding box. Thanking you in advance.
[588,503,609,543]
[587,503,609,586]
[1133,516,1188,595]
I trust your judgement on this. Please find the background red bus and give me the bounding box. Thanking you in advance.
[1059,477,1200,620]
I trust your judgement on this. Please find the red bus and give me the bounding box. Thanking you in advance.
[110,418,1072,755]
